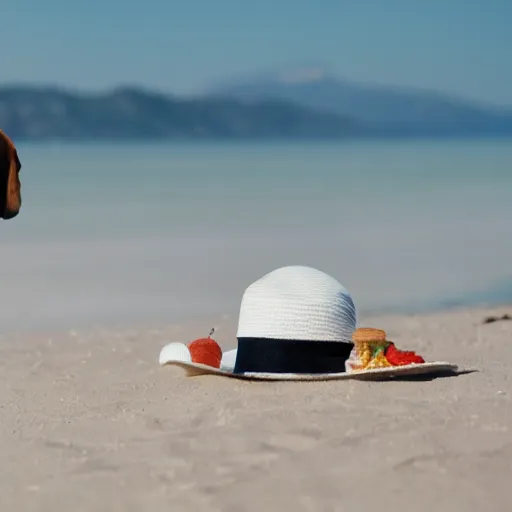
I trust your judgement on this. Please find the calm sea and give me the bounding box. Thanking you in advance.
[1,138,511,332]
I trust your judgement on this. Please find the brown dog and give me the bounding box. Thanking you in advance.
[0,129,22,219]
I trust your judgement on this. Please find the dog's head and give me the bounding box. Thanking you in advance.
[0,129,22,220]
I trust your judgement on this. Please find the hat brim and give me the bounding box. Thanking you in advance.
[160,360,459,381]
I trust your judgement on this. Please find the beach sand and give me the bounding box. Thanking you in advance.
[1,306,511,512]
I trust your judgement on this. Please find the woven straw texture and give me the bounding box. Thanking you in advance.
[236,266,356,342]
[163,360,459,381]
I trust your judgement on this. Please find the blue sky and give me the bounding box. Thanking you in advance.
[2,0,511,104]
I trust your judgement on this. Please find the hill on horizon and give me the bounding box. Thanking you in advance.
[2,70,512,141]
[205,66,512,136]
[0,84,364,141]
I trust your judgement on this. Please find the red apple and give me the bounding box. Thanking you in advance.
[188,336,222,368]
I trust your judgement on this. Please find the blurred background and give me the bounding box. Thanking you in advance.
[1,0,511,332]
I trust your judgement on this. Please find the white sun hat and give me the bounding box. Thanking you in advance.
[236,265,356,342]
[159,266,458,381]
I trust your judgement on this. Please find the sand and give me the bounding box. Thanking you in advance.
[1,306,511,512]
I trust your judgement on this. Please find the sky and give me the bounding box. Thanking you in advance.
[2,0,512,105]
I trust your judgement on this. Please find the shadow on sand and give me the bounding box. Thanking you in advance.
[384,368,478,382]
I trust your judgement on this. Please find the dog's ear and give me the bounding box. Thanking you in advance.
[0,130,22,220]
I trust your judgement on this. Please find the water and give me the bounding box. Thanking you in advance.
[1,138,512,333]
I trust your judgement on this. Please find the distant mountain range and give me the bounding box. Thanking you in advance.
[0,85,363,140]
[206,66,512,137]
[1,67,512,140]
